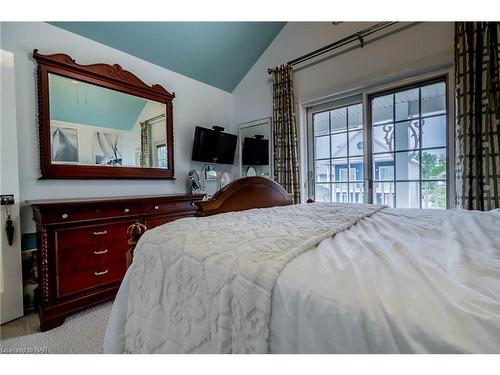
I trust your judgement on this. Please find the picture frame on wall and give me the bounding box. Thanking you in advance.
[50,125,79,163]
[93,131,123,166]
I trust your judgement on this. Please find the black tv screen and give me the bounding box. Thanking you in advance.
[242,137,269,165]
[191,126,237,164]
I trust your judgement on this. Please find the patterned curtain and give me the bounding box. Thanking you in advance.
[140,122,149,168]
[272,64,301,203]
[455,22,500,210]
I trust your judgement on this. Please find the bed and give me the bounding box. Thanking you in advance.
[104,177,500,353]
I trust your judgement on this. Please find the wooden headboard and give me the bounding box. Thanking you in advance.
[126,177,293,267]
[195,176,293,216]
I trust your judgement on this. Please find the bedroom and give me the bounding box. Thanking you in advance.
[0,0,499,371]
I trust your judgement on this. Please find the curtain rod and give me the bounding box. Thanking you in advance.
[141,113,165,125]
[267,21,398,74]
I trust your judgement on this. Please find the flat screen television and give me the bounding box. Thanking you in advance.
[242,136,269,165]
[191,126,237,164]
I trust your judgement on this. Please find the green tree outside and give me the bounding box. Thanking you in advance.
[421,151,446,208]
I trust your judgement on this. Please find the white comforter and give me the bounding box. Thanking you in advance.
[105,203,382,353]
[105,206,500,353]
[270,207,500,353]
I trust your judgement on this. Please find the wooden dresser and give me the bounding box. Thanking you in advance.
[30,193,203,331]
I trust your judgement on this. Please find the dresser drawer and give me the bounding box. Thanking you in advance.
[174,200,198,210]
[148,201,176,213]
[56,239,128,276]
[55,221,133,250]
[46,203,142,224]
[57,261,126,298]
[147,200,198,214]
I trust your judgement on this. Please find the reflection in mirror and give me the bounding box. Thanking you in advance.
[201,164,218,197]
[220,171,231,188]
[246,166,257,177]
[48,73,168,169]
[187,169,202,194]
[238,119,272,178]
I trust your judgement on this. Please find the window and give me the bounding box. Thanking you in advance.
[312,103,364,203]
[155,143,167,168]
[308,75,449,209]
[370,80,447,208]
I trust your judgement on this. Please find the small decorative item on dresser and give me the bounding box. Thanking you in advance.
[126,222,147,268]
[187,169,203,194]
[29,193,203,331]
[219,171,231,188]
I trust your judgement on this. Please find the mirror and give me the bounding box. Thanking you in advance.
[220,171,231,188]
[187,169,202,194]
[246,166,257,177]
[49,74,168,169]
[238,118,272,178]
[34,50,174,179]
[201,165,218,197]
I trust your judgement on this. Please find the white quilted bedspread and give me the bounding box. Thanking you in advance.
[119,203,384,353]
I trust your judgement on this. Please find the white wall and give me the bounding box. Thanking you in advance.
[0,49,24,322]
[233,22,454,124]
[0,22,234,233]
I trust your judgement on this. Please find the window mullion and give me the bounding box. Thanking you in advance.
[418,87,422,209]
[392,93,396,208]
[364,93,372,205]
[346,107,350,203]
[329,110,332,202]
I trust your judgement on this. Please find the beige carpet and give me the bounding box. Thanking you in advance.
[0,302,112,354]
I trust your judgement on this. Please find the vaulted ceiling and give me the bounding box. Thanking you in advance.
[49,22,286,92]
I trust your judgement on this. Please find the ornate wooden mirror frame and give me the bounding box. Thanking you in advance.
[33,49,175,179]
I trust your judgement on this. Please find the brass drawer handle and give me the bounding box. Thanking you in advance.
[93,230,108,236]
[94,269,108,276]
[93,249,108,255]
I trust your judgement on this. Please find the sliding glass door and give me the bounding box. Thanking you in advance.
[308,76,449,208]
[369,79,447,208]
[311,101,365,203]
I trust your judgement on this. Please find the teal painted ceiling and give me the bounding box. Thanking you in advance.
[48,22,286,92]
[49,73,147,131]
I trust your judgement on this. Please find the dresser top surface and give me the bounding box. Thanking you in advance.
[28,193,205,207]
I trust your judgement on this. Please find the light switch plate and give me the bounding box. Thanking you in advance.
[0,194,15,205]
